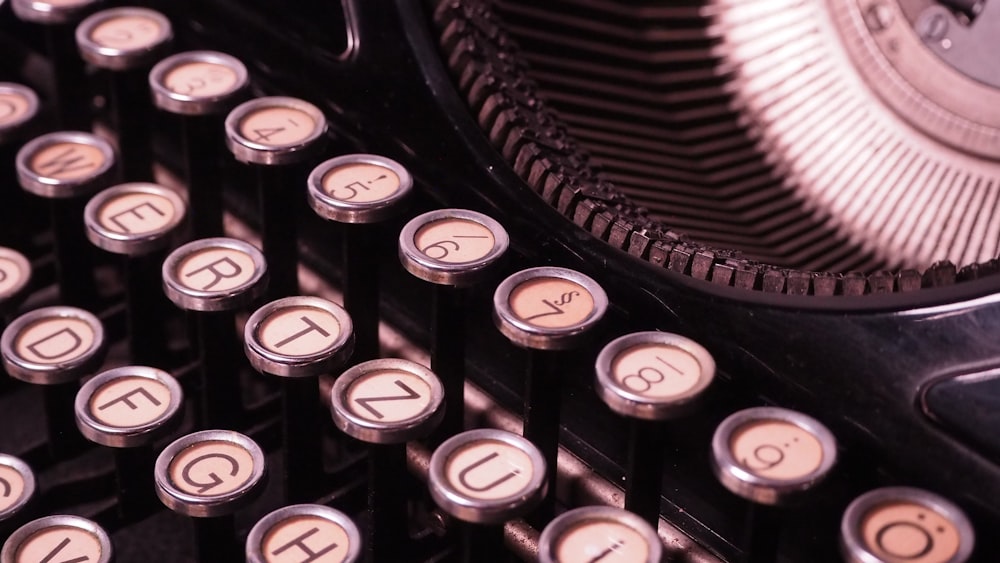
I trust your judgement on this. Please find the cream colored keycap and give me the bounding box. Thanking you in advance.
[176,247,258,292]
[15,317,96,364]
[29,142,106,182]
[414,218,496,264]
[445,439,535,501]
[262,515,353,563]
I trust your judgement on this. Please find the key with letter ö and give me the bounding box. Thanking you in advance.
[75,365,183,521]
[246,504,363,563]
[1,306,106,459]
[226,96,327,300]
[330,358,444,563]
[595,331,716,527]
[308,153,414,362]
[155,429,267,562]
[163,237,268,429]
[840,487,975,563]
[399,208,509,441]
[429,428,548,563]
[711,407,838,563]
[245,296,354,503]
[493,266,608,523]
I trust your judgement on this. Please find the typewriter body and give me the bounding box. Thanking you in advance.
[0,0,999,561]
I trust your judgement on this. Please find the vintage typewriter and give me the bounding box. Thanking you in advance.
[0,0,998,561]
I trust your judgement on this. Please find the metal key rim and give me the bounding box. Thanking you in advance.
[398,208,509,287]
[244,296,355,378]
[245,504,363,563]
[0,515,113,563]
[154,429,267,517]
[0,454,35,522]
[306,154,413,224]
[839,486,975,563]
[15,131,116,199]
[149,50,249,116]
[1,306,106,384]
[595,331,716,421]
[537,505,663,563]
[225,96,327,165]
[74,365,184,448]
[161,237,268,312]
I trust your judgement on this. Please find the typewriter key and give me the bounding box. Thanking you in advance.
[308,154,414,362]
[2,306,106,457]
[0,83,38,145]
[595,331,716,527]
[711,407,838,562]
[11,0,100,130]
[493,266,608,521]
[86,183,186,364]
[155,429,267,562]
[226,97,327,299]
[246,504,362,563]
[163,237,268,428]
[840,487,975,563]
[1,514,112,563]
[150,51,250,237]
[17,131,115,307]
[0,248,32,316]
[245,296,354,502]
[399,209,509,441]
[429,429,547,563]
[76,7,172,182]
[537,506,663,563]
[331,359,444,562]
[75,366,183,519]
[0,454,35,532]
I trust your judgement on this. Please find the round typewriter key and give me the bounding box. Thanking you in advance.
[712,407,837,563]
[16,131,115,199]
[308,154,413,362]
[245,296,354,502]
[246,504,362,563]
[11,0,99,130]
[75,7,171,70]
[155,430,267,562]
[494,266,607,522]
[77,7,172,182]
[150,51,249,237]
[399,210,508,440]
[0,248,32,315]
[596,331,715,526]
[537,506,663,563]
[226,97,327,299]
[75,366,183,519]
[331,359,443,562]
[85,183,185,256]
[163,237,268,428]
[2,306,106,457]
[840,487,974,563]
[17,131,116,307]
[86,183,186,364]
[429,429,547,563]
[0,455,35,531]
[1,515,112,563]
[0,83,38,144]
[493,267,607,350]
